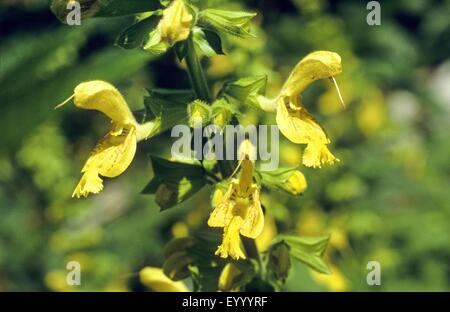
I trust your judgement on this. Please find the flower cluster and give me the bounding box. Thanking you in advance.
[52,0,344,290]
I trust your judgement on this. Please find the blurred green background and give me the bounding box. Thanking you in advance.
[0,0,449,291]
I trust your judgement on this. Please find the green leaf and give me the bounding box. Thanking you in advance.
[192,28,224,57]
[144,88,194,132]
[279,235,331,274]
[189,265,222,292]
[143,157,207,210]
[189,231,223,261]
[147,88,195,103]
[204,30,225,55]
[116,14,160,50]
[199,9,257,38]
[222,75,267,107]
[143,27,171,55]
[182,232,227,292]
[51,0,163,23]
[193,28,216,57]
[96,0,162,17]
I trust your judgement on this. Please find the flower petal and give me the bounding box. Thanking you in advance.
[72,125,137,197]
[74,80,135,126]
[208,182,235,228]
[276,96,330,144]
[281,51,342,97]
[240,186,264,238]
[97,126,137,177]
[302,141,339,168]
[72,170,103,198]
[215,216,246,260]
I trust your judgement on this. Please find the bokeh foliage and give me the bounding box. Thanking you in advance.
[0,0,449,291]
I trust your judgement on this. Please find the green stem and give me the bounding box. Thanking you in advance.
[242,237,259,259]
[184,34,235,179]
[242,237,264,279]
[185,35,212,103]
[183,27,264,288]
[184,33,261,270]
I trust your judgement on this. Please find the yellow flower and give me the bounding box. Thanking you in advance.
[144,0,193,53]
[139,267,188,292]
[56,80,158,198]
[264,51,344,168]
[207,140,264,260]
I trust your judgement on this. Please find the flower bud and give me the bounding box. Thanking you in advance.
[188,100,211,127]
[258,168,307,196]
[159,0,193,45]
[211,98,234,129]
[218,262,254,291]
[155,183,177,209]
[268,242,291,282]
[144,0,193,54]
[163,251,194,281]
[238,139,257,161]
[282,170,307,196]
[212,108,232,129]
